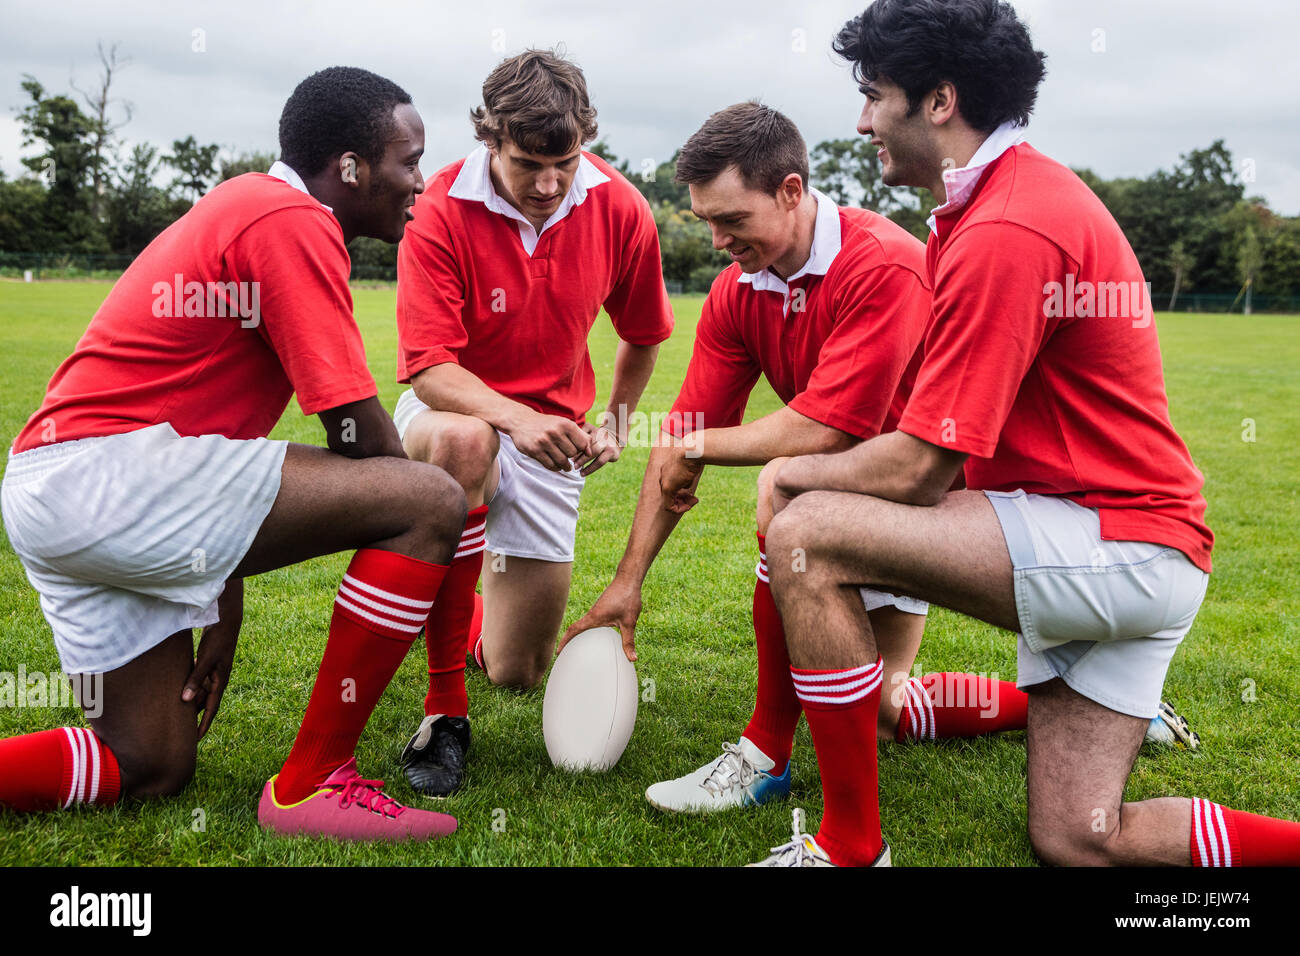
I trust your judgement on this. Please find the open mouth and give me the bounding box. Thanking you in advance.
[729,246,751,261]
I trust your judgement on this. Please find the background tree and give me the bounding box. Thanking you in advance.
[164,135,220,203]
[1259,218,1300,305]
[1167,239,1195,310]
[14,75,105,251]
[70,41,132,221]
[104,143,184,255]
[219,149,278,181]
[810,138,891,211]
[0,170,50,252]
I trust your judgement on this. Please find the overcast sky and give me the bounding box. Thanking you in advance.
[2,0,1298,213]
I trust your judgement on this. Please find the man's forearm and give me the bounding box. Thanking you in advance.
[600,341,659,443]
[686,405,857,467]
[776,431,964,507]
[411,363,534,433]
[613,443,693,586]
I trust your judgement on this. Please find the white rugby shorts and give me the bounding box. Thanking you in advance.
[2,423,286,673]
[394,388,583,562]
[985,489,1209,718]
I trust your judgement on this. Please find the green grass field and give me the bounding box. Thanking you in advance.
[1,280,1297,866]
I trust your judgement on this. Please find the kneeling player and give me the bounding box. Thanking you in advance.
[568,102,1036,814]
[391,50,674,796]
[753,0,1300,866]
[0,69,467,842]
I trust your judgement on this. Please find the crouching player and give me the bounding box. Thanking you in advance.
[0,68,468,842]
[566,102,1048,815]
[392,50,673,796]
[753,0,1300,866]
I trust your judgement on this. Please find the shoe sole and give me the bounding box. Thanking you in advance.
[644,783,789,814]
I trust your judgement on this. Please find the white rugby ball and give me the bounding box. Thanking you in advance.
[543,626,638,771]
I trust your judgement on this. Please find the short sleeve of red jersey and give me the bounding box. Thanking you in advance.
[226,206,376,416]
[603,197,675,346]
[898,222,1068,457]
[665,288,761,437]
[788,262,928,440]
[395,206,467,383]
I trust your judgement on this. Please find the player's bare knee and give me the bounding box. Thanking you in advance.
[876,698,904,741]
[409,463,469,538]
[1028,807,1115,866]
[433,418,498,493]
[119,744,196,800]
[755,460,783,534]
[767,506,833,596]
[487,658,545,691]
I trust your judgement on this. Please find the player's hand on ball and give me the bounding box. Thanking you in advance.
[510,411,591,472]
[575,422,622,476]
[558,577,642,662]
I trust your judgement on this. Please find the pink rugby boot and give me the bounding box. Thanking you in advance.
[258,757,457,841]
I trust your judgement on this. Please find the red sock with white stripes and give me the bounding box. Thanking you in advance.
[741,533,801,771]
[424,506,488,717]
[1191,798,1300,866]
[0,727,122,812]
[275,548,447,803]
[791,658,884,866]
[894,673,1029,741]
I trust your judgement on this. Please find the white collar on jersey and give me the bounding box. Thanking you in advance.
[266,160,333,212]
[926,120,1026,233]
[447,143,611,255]
[738,186,841,300]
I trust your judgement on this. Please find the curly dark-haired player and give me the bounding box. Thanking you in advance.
[392,49,673,797]
[752,0,1300,866]
[0,68,468,842]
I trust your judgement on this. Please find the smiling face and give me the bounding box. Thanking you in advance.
[355,102,426,243]
[489,138,582,226]
[688,165,802,274]
[855,75,940,190]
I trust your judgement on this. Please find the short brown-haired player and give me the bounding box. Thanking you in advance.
[566,101,1028,814]
[392,50,674,796]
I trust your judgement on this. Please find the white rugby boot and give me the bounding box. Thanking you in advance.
[644,737,791,813]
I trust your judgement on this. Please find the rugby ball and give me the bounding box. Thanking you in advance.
[542,626,638,771]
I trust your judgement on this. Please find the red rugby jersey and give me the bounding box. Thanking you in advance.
[668,198,930,440]
[12,173,375,454]
[395,149,674,423]
[898,143,1214,572]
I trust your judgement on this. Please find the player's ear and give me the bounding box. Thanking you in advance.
[928,81,959,127]
[778,172,803,210]
[339,152,360,187]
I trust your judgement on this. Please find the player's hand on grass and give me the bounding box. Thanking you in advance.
[509,410,591,472]
[182,578,243,740]
[558,578,642,662]
[575,422,622,476]
[660,447,704,514]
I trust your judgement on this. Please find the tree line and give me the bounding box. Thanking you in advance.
[3,50,1296,310]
